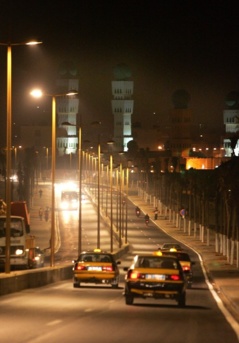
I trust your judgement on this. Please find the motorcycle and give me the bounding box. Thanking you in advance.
[145,215,149,226]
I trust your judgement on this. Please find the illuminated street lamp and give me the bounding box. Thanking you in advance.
[0,40,42,274]
[30,89,77,267]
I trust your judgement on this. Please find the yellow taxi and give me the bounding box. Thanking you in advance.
[123,252,187,307]
[72,249,121,288]
[161,248,194,288]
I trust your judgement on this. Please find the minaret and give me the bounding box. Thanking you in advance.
[170,89,192,157]
[223,91,239,157]
[111,64,133,151]
[56,60,79,156]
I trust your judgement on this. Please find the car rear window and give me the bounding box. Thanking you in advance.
[136,256,179,269]
[79,254,113,263]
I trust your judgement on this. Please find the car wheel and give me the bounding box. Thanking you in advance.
[111,277,119,288]
[125,294,134,305]
[178,292,186,307]
[73,282,80,288]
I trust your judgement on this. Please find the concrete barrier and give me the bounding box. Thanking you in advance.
[0,244,130,296]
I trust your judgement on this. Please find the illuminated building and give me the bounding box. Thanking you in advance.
[56,60,79,156]
[111,64,134,151]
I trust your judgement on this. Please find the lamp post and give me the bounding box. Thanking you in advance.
[97,141,101,248]
[110,154,113,252]
[0,40,42,273]
[125,167,129,244]
[119,163,122,248]
[78,126,82,255]
[30,89,77,267]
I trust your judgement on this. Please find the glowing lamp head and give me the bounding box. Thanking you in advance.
[30,89,43,98]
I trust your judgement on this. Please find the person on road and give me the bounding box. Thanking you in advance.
[144,213,149,225]
[154,207,159,220]
[39,207,43,221]
[44,207,50,222]
[135,206,140,217]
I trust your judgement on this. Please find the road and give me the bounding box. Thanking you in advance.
[0,185,238,342]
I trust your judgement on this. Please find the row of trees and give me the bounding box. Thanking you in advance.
[141,157,239,266]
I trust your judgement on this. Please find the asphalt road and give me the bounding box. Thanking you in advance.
[0,184,238,342]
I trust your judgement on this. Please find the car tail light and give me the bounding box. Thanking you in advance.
[102,265,113,271]
[128,270,142,279]
[170,274,181,281]
[182,265,190,271]
[75,264,87,271]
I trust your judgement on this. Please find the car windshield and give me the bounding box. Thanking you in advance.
[162,244,181,249]
[136,256,179,269]
[0,218,24,238]
[61,191,78,201]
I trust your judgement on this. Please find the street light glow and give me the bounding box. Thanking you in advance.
[30,89,43,98]
[30,89,78,98]
[26,41,43,45]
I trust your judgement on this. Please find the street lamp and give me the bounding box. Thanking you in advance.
[30,89,77,267]
[78,125,82,255]
[97,140,101,249]
[0,40,42,274]
[125,167,129,244]
[109,154,113,252]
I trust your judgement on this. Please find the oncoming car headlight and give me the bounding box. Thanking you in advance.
[61,201,69,210]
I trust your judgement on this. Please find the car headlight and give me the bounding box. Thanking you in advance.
[15,249,24,255]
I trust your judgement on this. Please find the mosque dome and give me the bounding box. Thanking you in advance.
[58,60,78,78]
[113,63,132,80]
[225,91,239,108]
[172,89,191,109]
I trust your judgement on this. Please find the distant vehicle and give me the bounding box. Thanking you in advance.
[159,243,182,251]
[0,201,41,270]
[61,191,79,210]
[135,207,140,217]
[123,253,187,306]
[72,249,121,288]
[161,249,195,288]
[28,247,45,268]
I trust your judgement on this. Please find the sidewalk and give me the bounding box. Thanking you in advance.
[128,194,239,325]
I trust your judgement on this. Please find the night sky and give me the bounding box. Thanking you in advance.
[1,0,239,144]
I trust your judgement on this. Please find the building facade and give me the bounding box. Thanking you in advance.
[223,91,239,157]
[56,61,79,156]
[111,64,133,151]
